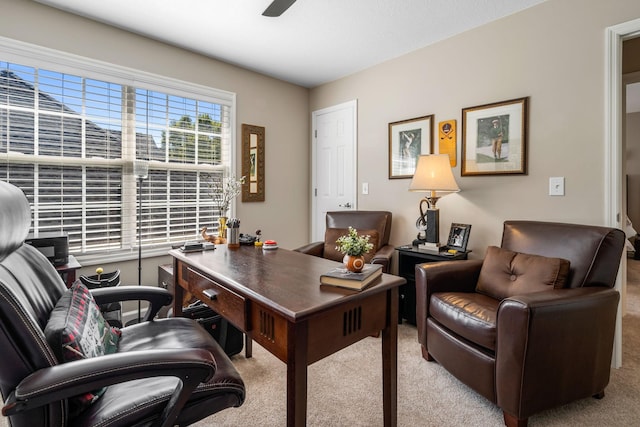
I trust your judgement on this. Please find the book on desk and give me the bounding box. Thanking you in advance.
[319,263,383,290]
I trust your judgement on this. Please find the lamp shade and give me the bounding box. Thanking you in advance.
[409,154,460,194]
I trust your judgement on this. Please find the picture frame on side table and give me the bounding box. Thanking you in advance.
[388,115,434,179]
[461,97,528,176]
[446,223,471,252]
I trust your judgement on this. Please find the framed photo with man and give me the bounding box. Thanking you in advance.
[446,223,471,252]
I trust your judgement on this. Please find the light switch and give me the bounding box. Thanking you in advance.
[362,182,369,195]
[549,177,565,196]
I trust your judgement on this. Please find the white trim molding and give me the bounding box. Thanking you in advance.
[605,18,640,369]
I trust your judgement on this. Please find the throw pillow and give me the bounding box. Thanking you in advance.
[44,281,121,414]
[323,228,380,263]
[476,246,571,300]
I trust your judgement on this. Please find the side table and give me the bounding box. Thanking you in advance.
[395,245,469,324]
[55,255,82,288]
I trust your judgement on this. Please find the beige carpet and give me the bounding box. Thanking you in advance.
[3,262,640,427]
[201,261,640,427]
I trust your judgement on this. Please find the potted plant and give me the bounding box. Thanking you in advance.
[335,226,374,272]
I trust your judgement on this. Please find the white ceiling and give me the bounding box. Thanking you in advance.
[35,0,546,88]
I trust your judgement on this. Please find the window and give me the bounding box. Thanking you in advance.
[0,39,235,262]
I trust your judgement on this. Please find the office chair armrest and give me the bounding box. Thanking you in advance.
[91,285,173,321]
[293,241,324,257]
[3,348,215,420]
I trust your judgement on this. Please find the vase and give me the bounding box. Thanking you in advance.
[218,216,228,241]
[343,254,365,273]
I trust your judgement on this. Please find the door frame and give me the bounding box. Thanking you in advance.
[311,100,358,242]
[605,18,640,368]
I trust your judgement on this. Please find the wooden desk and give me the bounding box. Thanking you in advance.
[170,245,405,427]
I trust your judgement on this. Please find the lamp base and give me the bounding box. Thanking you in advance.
[425,208,440,244]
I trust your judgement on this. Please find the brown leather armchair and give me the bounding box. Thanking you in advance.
[415,220,625,427]
[294,210,394,273]
[0,181,245,427]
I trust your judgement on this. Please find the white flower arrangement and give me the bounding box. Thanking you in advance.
[209,173,246,216]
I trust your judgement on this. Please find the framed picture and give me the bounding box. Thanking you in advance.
[388,115,434,179]
[446,223,471,252]
[461,97,528,176]
[241,124,265,202]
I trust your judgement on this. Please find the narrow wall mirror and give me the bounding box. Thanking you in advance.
[242,124,265,202]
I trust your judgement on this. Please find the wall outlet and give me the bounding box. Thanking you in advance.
[549,177,565,196]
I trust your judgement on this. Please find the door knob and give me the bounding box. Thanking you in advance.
[338,202,352,208]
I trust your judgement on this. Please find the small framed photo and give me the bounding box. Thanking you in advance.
[388,115,434,179]
[447,223,471,252]
[461,97,528,176]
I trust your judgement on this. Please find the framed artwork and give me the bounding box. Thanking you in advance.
[446,223,471,252]
[438,119,457,167]
[241,124,265,202]
[388,115,434,179]
[461,97,528,176]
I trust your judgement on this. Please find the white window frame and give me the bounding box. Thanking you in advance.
[0,37,237,265]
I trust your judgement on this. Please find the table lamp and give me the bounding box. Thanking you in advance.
[409,154,460,251]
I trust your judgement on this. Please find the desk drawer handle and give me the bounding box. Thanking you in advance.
[203,289,219,301]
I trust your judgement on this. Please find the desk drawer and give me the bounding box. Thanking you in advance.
[188,268,247,330]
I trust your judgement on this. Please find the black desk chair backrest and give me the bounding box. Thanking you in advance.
[0,180,245,427]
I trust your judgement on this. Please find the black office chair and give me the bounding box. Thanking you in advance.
[0,180,245,427]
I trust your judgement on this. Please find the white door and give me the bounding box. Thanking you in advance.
[311,100,357,242]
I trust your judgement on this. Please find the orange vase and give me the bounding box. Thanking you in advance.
[343,254,365,273]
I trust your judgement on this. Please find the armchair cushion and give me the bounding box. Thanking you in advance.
[430,291,500,351]
[476,246,571,300]
[323,228,379,263]
[44,281,121,413]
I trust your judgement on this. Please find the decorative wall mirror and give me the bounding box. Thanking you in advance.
[242,124,265,202]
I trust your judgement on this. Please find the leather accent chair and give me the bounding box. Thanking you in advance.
[0,181,245,427]
[294,210,394,273]
[415,221,625,427]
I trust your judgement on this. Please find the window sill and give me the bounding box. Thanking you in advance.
[75,246,174,267]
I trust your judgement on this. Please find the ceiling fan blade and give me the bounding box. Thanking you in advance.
[262,0,297,17]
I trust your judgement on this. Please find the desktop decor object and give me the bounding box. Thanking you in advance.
[334,227,374,272]
[209,173,245,240]
[227,218,241,249]
[409,154,460,252]
[320,263,383,291]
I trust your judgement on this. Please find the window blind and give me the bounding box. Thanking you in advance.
[0,44,235,261]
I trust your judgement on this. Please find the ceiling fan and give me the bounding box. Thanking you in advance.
[262,0,297,17]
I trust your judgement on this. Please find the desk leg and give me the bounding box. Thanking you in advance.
[287,321,308,427]
[382,287,399,427]
[172,258,184,317]
[245,333,253,358]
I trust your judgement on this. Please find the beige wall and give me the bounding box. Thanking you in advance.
[0,0,311,286]
[3,0,640,283]
[310,0,640,259]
